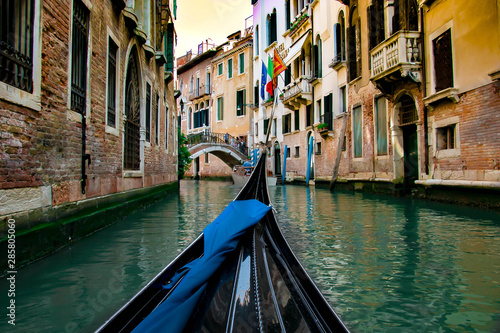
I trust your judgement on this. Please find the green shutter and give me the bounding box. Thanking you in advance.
[165,23,174,72]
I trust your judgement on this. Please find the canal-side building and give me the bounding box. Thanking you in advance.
[0,0,179,268]
[177,29,254,179]
[333,0,500,206]
[210,31,254,156]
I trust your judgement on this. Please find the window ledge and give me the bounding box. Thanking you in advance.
[435,148,460,159]
[123,171,143,178]
[264,41,277,53]
[424,87,459,107]
[0,83,41,112]
[488,69,500,81]
[329,59,346,71]
[105,125,119,136]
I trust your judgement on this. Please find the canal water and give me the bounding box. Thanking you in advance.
[1,181,499,332]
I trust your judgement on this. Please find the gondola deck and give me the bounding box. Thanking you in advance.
[97,151,349,333]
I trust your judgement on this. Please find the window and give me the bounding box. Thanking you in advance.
[306,104,313,127]
[437,124,456,150]
[323,93,333,131]
[347,7,361,82]
[70,0,90,114]
[255,122,259,136]
[189,76,194,94]
[155,93,159,145]
[165,106,169,149]
[217,63,223,76]
[0,0,35,92]
[146,83,151,142]
[236,89,246,116]
[294,109,300,131]
[433,29,454,92]
[264,118,270,135]
[399,95,418,126]
[188,107,192,129]
[283,114,292,134]
[286,147,291,158]
[313,36,322,78]
[205,71,210,94]
[255,25,259,56]
[285,0,291,30]
[334,12,346,63]
[267,9,277,46]
[204,153,209,163]
[340,86,347,113]
[165,23,174,72]
[217,96,223,121]
[294,146,300,158]
[353,106,363,157]
[124,48,141,170]
[227,58,233,78]
[195,77,200,96]
[315,142,322,155]
[315,99,321,124]
[367,0,385,50]
[239,53,245,74]
[375,97,388,155]
[107,38,118,128]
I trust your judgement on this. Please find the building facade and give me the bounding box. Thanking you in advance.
[177,30,254,179]
[0,0,178,243]
[250,0,499,206]
[332,0,500,205]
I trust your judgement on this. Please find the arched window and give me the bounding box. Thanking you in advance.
[255,25,259,56]
[347,6,361,81]
[267,9,277,46]
[399,94,418,126]
[188,107,192,129]
[334,11,346,62]
[314,35,322,78]
[124,47,141,170]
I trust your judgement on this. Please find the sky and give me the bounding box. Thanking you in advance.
[174,0,253,58]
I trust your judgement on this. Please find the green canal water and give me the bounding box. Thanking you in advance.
[1,181,500,332]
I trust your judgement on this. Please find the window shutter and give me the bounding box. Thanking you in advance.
[334,23,341,62]
[356,19,362,79]
[376,0,385,44]
[165,23,174,72]
[368,5,376,50]
[433,29,454,91]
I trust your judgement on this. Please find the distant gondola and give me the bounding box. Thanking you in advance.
[97,150,349,333]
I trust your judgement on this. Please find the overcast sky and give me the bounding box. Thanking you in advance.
[174,0,253,58]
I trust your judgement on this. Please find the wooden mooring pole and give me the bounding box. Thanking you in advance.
[329,113,348,191]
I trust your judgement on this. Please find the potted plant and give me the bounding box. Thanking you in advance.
[317,123,329,132]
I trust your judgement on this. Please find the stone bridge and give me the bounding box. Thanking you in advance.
[188,143,247,169]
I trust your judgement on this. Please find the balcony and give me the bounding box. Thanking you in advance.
[370,31,422,94]
[282,76,313,109]
[287,6,312,42]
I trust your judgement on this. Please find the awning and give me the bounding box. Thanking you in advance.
[284,30,311,65]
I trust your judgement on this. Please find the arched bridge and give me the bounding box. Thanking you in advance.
[187,131,248,168]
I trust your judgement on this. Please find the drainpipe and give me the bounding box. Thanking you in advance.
[420,7,429,175]
[81,113,91,194]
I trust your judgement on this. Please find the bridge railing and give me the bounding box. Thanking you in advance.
[186,131,248,156]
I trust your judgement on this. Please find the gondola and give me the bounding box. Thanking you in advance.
[97,150,349,333]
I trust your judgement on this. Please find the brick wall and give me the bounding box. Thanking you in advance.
[1,0,178,218]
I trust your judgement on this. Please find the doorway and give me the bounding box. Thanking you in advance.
[402,124,418,187]
[274,141,281,176]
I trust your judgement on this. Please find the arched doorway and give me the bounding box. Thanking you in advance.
[398,94,419,187]
[274,141,281,176]
[124,47,141,170]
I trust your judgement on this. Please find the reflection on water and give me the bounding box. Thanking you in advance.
[1,181,499,332]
